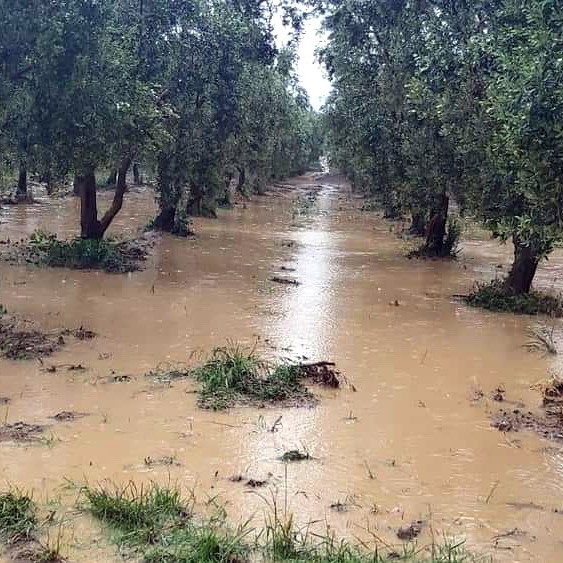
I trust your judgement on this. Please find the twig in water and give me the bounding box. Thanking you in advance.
[485,480,500,504]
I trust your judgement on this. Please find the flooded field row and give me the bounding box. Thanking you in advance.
[1,175,563,561]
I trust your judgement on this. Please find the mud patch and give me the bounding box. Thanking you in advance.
[49,411,88,422]
[0,422,45,443]
[0,317,60,360]
[297,362,341,388]
[229,475,269,488]
[491,408,563,441]
[0,311,96,360]
[270,276,300,286]
[61,326,96,340]
[397,520,423,541]
[280,450,310,462]
[143,455,181,468]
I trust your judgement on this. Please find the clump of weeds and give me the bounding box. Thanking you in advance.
[0,490,37,544]
[82,481,249,562]
[187,343,341,410]
[1,230,150,273]
[466,280,563,316]
[0,489,65,561]
[80,479,488,563]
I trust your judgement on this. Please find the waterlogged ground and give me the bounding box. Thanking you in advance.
[1,175,563,561]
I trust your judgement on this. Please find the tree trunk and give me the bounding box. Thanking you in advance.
[133,162,141,185]
[409,210,426,236]
[106,169,117,186]
[153,206,176,231]
[79,154,133,239]
[78,170,102,239]
[186,183,204,216]
[98,154,133,236]
[15,161,28,202]
[236,166,246,197]
[504,237,540,295]
[424,193,449,255]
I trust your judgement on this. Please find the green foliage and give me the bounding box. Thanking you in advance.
[321,0,563,290]
[84,482,486,563]
[466,281,563,317]
[27,231,144,273]
[190,344,313,410]
[84,482,186,546]
[84,482,248,562]
[0,490,37,544]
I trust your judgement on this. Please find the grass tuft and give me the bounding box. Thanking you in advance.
[189,344,317,410]
[81,480,488,563]
[83,482,187,546]
[0,490,37,544]
[466,280,563,316]
[83,482,248,562]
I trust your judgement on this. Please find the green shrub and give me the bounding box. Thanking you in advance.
[466,280,563,316]
[27,231,146,273]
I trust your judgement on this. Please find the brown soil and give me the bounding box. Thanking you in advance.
[397,520,424,541]
[491,407,563,441]
[0,317,60,360]
[0,422,45,443]
[0,313,96,360]
[491,380,563,442]
[542,379,563,406]
[5,539,64,563]
[61,326,96,340]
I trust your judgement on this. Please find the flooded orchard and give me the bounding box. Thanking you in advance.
[1,175,563,562]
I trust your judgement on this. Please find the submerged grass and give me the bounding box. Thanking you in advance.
[466,280,563,317]
[82,482,488,563]
[189,344,317,410]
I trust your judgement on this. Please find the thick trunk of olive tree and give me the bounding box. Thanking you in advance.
[153,206,176,231]
[423,193,449,255]
[133,162,141,185]
[504,237,540,295]
[78,155,132,239]
[15,161,28,202]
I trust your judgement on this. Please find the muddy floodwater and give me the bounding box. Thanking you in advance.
[2,175,563,562]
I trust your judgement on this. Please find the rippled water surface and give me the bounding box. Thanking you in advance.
[1,175,563,561]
